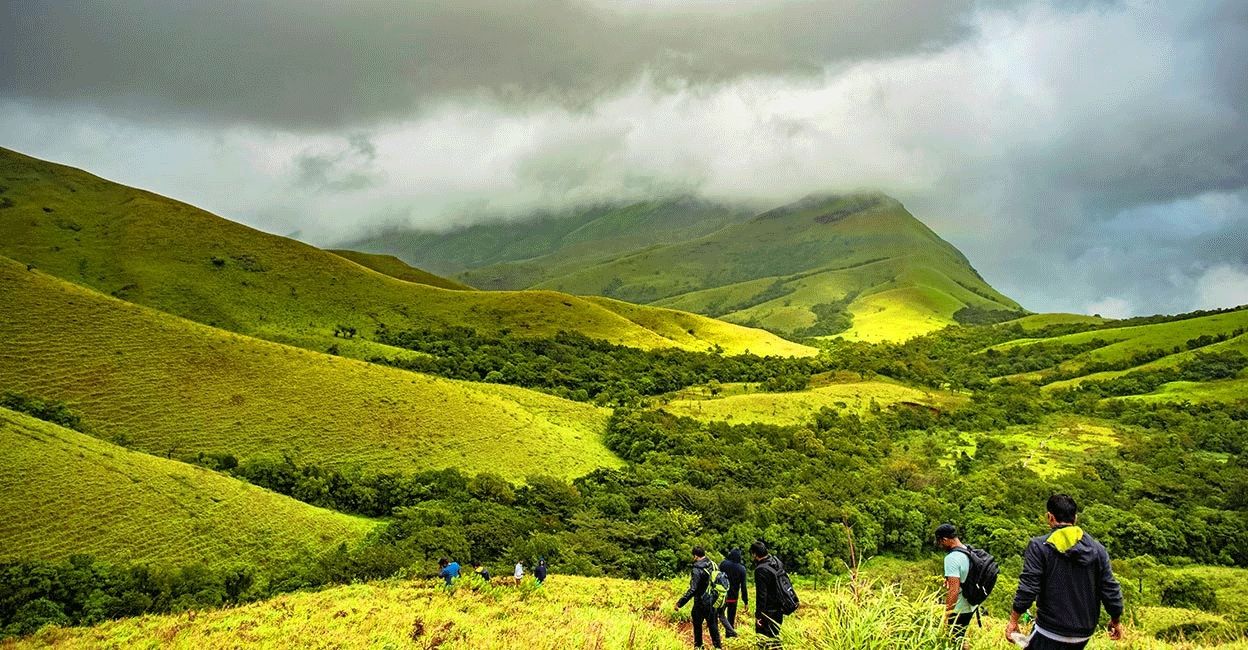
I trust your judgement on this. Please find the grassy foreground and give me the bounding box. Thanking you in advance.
[12,574,1245,649]
[0,408,373,569]
[0,257,618,479]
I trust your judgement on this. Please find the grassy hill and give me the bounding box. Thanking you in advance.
[0,408,374,569]
[326,249,474,290]
[15,572,1246,649]
[0,147,809,357]
[0,256,619,479]
[345,197,754,286]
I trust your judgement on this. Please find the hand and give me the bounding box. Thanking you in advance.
[1108,619,1123,641]
[1004,619,1021,642]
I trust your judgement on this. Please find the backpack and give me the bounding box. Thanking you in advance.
[760,558,800,615]
[701,566,731,610]
[952,546,1000,606]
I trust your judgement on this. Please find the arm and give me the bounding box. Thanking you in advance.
[742,565,749,607]
[676,566,701,608]
[943,577,961,622]
[1099,547,1124,640]
[1007,541,1044,641]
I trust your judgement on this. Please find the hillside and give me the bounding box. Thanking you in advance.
[0,408,374,569]
[360,192,1024,342]
[0,147,810,357]
[0,256,620,479]
[345,197,754,286]
[326,249,474,290]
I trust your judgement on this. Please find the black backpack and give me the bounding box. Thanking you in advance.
[762,558,800,615]
[952,546,999,606]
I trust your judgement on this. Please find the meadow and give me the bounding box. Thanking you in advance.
[0,408,373,569]
[0,258,618,480]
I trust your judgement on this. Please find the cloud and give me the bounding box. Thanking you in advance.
[0,0,1008,130]
[1084,297,1132,320]
[0,0,1245,316]
[1196,265,1248,310]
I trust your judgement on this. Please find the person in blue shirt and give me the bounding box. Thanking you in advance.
[438,557,461,586]
[935,524,977,648]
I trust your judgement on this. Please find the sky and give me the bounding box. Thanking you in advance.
[2,0,1246,317]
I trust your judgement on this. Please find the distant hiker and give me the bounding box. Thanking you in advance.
[1006,495,1124,649]
[675,546,722,650]
[514,560,524,584]
[752,541,798,648]
[535,558,548,585]
[473,561,491,582]
[934,523,990,648]
[438,557,461,586]
[718,547,748,638]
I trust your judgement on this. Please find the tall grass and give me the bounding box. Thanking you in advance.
[790,582,948,650]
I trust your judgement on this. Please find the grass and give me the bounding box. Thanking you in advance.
[0,408,374,569]
[13,572,1246,649]
[949,416,1123,478]
[0,256,619,480]
[0,146,804,358]
[660,377,964,427]
[326,249,474,290]
[1006,313,1107,331]
[1127,377,1248,404]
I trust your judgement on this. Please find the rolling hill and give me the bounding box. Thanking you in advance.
[0,147,811,357]
[326,249,474,290]
[0,256,620,480]
[352,192,1024,342]
[0,408,374,569]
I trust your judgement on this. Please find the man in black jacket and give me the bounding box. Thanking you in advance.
[1007,495,1125,649]
[751,541,784,647]
[675,546,722,650]
[718,548,748,637]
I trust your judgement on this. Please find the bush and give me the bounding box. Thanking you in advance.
[1160,575,1219,611]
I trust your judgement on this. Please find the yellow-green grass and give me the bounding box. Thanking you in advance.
[0,146,803,357]
[1006,312,1107,331]
[541,194,1021,342]
[661,379,963,427]
[990,310,1248,387]
[326,249,475,290]
[1038,332,1248,393]
[950,416,1123,478]
[0,257,618,480]
[1126,377,1248,404]
[0,408,374,569]
[1166,566,1248,624]
[14,573,1242,649]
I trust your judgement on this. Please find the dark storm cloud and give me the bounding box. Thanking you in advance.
[1,0,1005,129]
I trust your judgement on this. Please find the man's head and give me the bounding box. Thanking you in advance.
[749,541,769,561]
[472,561,481,569]
[439,557,449,568]
[692,545,705,559]
[934,523,961,550]
[1047,494,1078,526]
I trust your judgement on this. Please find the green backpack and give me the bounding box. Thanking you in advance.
[701,566,730,610]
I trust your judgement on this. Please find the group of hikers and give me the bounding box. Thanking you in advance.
[672,494,1123,649]
[437,557,548,587]
[434,494,1123,649]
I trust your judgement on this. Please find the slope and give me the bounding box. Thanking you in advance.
[0,408,374,569]
[0,256,619,480]
[327,249,474,290]
[345,196,754,287]
[536,194,1023,341]
[0,147,809,357]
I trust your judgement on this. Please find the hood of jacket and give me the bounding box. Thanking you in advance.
[1046,525,1096,564]
[726,549,743,564]
[693,557,713,571]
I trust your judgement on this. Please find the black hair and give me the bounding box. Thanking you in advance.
[439,557,449,567]
[750,541,768,558]
[1047,494,1078,523]
[692,546,705,557]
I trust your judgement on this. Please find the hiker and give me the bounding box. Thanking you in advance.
[675,546,722,650]
[934,523,978,647]
[718,547,748,638]
[535,558,548,585]
[473,561,490,581]
[751,541,787,647]
[1006,495,1124,649]
[438,557,460,586]
[513,560,524,585]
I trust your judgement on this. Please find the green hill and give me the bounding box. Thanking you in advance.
[326,249,474,290]
[0,408,374,569]
[360,192,1024,342]
[0,256,620,479]
[0,147,810,357]
[346,197,755,287]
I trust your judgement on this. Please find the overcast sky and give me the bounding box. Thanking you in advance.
[2,0,1245,316]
